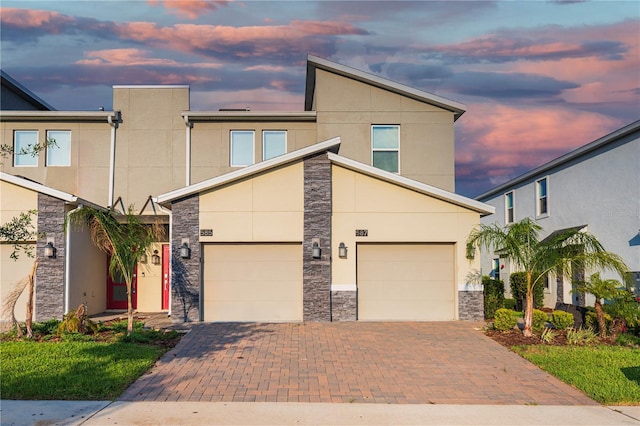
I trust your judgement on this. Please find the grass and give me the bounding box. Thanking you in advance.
[513,344,640,405]
[1,319,182,400]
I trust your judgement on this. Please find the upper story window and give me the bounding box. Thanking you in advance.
[372,125,399,173]
[263,130,286,161]
[505,191,514,224]
[13,130,38,167]
[46,130,71,167]
[536,177,548,217]
[230,130,254,167]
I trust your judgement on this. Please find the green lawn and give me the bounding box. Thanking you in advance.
[513,345,640,405]
[1,340,167,400]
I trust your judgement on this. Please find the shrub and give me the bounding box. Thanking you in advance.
[604,290,640,335]
[585,310,612,334]
[494,308,517,331]
[482,276,505,319]
[31,319,61,336]
[105,319,144,333]
[615,333,640,348]
[532,309,548,331]
[503,298,516,310]
[550,310,574,330]
[540,327,557,344]
[510,272,544,309]
[566,327,599,346]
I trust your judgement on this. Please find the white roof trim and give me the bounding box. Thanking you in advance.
[327,153,495,215]
[156,137,341,204]
[113,85,189,89]
[307,55,466,120]
[1,172,77,202]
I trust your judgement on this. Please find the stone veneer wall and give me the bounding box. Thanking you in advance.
[171,195,201,322]
[330,291,356,321]
[303,153,332,321]
[458,290,484,321]
[35,194,66,321]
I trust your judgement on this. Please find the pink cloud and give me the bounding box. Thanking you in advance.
[147,0,232,19]
[0,7,74,31]
[76,48,221,68]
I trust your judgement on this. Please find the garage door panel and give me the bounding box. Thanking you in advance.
[203,243,302,322]
[357,243,455,321]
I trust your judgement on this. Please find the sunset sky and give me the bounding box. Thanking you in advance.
[1,1,638,197]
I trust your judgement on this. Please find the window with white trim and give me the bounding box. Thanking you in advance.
[263,130,286,160]
[13,130,38,167]
[372,125,399,173]
[230,130,254,167]
[505,191,514,224]
[536,177,548,217]
[46,130,71,166]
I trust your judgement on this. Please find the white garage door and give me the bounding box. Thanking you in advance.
[357,243,455,321]
[203,243,302,322]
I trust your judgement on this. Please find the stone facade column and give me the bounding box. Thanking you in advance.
[171,195,201,322]
[35,194,66,321]
[458,283,484,321]
[303,153,332,321]
[330,290,356,321]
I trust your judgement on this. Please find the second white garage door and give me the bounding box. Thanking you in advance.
[357,243,455,321]
[203,243,303,322]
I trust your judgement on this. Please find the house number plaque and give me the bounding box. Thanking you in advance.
[355,229,368,237]
[200,229,213,237]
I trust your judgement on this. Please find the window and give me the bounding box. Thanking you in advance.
[491,258,501,281]
[536,177,548,216]
[46,130,71,166]
[263,131,286,160]
[13,131,39,167]
[372,125,399,173]
[505,191,514,224]
[230,130,254,167]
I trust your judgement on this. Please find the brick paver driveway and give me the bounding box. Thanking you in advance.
[121,322,595,405]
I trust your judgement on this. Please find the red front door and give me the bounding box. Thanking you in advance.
[106,257,137,310]
[162,244,170,310]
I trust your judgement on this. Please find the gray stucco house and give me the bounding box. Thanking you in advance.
[475,120,640,308]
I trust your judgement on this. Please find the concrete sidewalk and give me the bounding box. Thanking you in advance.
[1,401,638,425]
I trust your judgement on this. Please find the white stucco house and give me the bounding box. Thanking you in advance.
[475,120,640,308]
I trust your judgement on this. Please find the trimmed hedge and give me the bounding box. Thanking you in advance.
[482,276,505,319]
[510,272,544,309]
[494,308,517,331]
[550,310,575,330]
[532,309,548,332]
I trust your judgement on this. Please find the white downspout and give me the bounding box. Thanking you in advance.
[64,204,83,314]
[184,115,192,186]
[108,115,118,208]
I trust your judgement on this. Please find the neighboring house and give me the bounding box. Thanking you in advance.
[475,120,640,308]
[1,56,494,323]
[1,70,54,111]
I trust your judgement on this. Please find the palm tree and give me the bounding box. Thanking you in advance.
[467,218,628,337]
[67,206,163,334]
[573,272,624,338]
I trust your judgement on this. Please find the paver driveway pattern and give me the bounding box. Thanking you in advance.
[120,322,596,405]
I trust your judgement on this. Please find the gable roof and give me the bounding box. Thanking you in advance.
[1,70,55,111]
[305,55,466,121]
[0,172,102,208]
[476,120,640,201]
[328,153,494,216]
[155,137,342,204]
[155,137,493,216]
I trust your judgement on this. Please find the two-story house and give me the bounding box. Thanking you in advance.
[475,120,640,308]
[1,56,494,324]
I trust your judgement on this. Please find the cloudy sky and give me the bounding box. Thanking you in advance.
[1,1,638,197]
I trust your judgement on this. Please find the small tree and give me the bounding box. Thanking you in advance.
[572,272,624,338]
[468,218,628,337]
[67,206,163,334]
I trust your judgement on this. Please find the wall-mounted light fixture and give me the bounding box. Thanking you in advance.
[44,241,57,258]
[139,252,148,264]
[152,249,161,265]
[180,242,191,259]
[338,242,348,258]
[312,240,321,259]
[466,243,475,260]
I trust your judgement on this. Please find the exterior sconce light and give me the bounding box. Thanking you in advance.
[44,241,56,258]
[139,252,148,264]
[466,243,475,260]
[180,242,191,259]
[151,249,161,265]
[338,242,348,258]
[312,241,321,259]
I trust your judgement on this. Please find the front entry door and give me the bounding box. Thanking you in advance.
[107,257,137,310]
[162,244,170,310]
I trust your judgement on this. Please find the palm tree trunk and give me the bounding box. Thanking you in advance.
[594,300,607,338]
[127,280,134,335]
[523,288,534,337]
[25,260,37,338]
